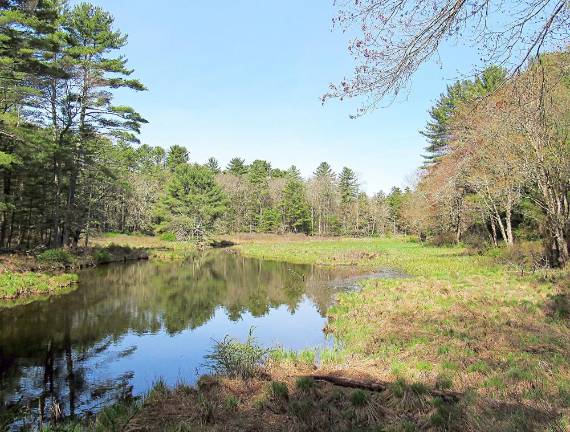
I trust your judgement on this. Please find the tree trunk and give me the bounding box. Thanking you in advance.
[505,198,514,246]
[0,170,11,248]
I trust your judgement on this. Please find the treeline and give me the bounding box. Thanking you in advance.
[399,53,570,267]
[79,143,410,240]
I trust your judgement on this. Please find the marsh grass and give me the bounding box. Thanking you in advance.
[237,236,570,426]
[205,329,269,379]
[91,234,195,260]
[0,271,78,303]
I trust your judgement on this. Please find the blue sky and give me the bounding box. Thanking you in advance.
[86,0,482,194]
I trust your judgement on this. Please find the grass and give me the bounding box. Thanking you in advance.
[235,235,570,427]
[0,271,78,306]
[90,233,196,260]
[0,234,195,306]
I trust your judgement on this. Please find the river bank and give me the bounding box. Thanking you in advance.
[30,235,569,431]
[0,234,196,308]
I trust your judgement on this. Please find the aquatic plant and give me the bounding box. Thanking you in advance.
[205,328,269,379]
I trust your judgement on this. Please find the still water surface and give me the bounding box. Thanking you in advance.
[0,251,355,425]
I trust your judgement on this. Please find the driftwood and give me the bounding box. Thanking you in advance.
[302,374,461,402]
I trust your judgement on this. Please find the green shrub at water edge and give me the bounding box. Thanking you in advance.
[94,250,112,264]
[37,248,73,264]
[205,328,269,379]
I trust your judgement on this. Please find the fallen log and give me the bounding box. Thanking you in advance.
[300,374,461,402]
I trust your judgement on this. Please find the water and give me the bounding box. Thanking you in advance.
[0,250,359,426]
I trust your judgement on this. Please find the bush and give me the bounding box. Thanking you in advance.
[428,232,457,247]
[204,328,269,379]
[160,232,177,242]
[501,241,547,275]
[37,248,73,265]
[94,250,112,264]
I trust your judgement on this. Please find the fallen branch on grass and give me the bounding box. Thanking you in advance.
[304,374,461,402]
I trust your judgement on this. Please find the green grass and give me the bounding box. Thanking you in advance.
[237,236,570,417]
[91,234,196,260]
[0,271,78,304]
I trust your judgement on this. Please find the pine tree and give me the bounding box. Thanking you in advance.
[314,162,335,180]
[226,157,247,175]
[166,145,189,171]
[338,167,358,205]
[205,157,220,174]
[421,66,506,168]
[157,164,227,239]
[281,177,311,234]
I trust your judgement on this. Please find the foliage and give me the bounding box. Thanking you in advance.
[37,249,73,265]
[93,250,112,264]
[205,328,269,379]
[156,164,228,240]
[160,232,177,242]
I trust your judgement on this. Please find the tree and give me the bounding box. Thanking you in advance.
[156,164,227,240]
[166,145,189,171]
[308,162,337,235]
[226,157,247,175]
[324,0,569,112]
[338,167,359,234]
[421,66,506,167]
[280,177,311,234]
[205,157,220,174]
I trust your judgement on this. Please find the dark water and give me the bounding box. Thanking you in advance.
[0,251,354,427]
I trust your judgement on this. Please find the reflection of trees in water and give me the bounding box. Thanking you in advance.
[0,252,344,426]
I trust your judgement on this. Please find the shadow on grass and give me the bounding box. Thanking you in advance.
[122,371,566,432]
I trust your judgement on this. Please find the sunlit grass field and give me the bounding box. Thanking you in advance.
[237,236,570,427]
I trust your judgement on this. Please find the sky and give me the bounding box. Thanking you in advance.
[82,0,483,194]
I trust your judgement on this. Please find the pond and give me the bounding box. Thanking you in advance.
[0,250,362,427]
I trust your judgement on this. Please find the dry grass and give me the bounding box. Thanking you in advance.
[124,371,566,432]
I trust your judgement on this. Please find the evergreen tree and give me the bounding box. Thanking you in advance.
[226,157,247,175]
[338,167,358,205]
[281,177,311,234]
[205,157,220,174]
[166,145,189,171]
[314,162,335,179]
[157,164,227,239]
[286,165,302,180]
[421,66,506,167]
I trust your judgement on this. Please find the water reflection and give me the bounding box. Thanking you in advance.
[0,251,348,427]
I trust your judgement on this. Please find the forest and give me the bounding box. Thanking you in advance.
[1,0,569,271]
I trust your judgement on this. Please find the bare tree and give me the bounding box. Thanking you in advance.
[324,0,570,113]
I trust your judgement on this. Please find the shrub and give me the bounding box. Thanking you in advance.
[37,248,73,265]
[501,241,547,275]
[160,232,177,242]
[204,328,269,379]
[94,250,112,264]
[428,232,457,247]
